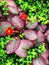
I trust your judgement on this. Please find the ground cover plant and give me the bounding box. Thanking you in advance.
[0,0,49,65]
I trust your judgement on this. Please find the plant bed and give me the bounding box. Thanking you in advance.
[0,0,49,65]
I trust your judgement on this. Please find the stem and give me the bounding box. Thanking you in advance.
[13,30,19,33]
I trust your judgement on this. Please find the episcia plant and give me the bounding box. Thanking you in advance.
[0,36,47,65]
[0,0,49,65]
